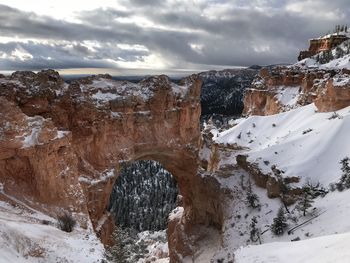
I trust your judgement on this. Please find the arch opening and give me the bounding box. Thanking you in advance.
[106,160,180,262]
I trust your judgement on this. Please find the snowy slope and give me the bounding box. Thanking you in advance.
[0,200,105,263]
[210,167,350,261]
[207,103,350,262]
[235,231,350,263]
[216,103,350,186]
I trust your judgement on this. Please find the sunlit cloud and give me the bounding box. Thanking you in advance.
[0,0,348,74]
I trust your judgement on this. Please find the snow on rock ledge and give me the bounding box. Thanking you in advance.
[243,66,350,116]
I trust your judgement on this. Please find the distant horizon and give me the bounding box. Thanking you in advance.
[0,65,249,77]
[0,62,297,78]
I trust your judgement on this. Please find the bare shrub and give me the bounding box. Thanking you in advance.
[57,212,76,232]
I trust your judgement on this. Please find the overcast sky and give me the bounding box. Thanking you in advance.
[0,0,348,75]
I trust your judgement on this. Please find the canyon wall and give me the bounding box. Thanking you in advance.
[0,70,220,261]
[243,67,350,116]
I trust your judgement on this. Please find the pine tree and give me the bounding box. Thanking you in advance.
[249,216,261,243]
[246,179,260,209]
[271,207,287,236]
[295,190,314,216]
[105,228,129,262]
[335,47,343,59]
[315,53,320,63]
[336,25,340,33]
[105,228,148,262]
[272,169,291,213]
[339,157,350,189]
[109,160,178,231]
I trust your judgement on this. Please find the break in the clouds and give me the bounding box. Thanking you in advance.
[0,0,349,74]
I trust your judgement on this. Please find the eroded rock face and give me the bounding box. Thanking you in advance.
[243,67,350,116]
[315,76,350,112]
[298,34,349,61]
[0,70,214,261]
[0,97,85,214]
[243,67,305,116]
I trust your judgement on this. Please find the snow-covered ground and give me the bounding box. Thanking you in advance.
[137,230,169,263]
[217,103,350,187]
[208,103,350,262]
[0,199,105,263]
[235,231,350,263]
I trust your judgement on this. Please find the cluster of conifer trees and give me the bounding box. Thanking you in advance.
[109,160,178,231]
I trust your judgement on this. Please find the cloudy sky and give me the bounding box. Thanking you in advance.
[0,0,348,75]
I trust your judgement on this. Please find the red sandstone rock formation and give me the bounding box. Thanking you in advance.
[0,70,220,261]
[315,75,350,112]
[243,67,350,116]
[243,67,305,115]
[298,33,349,61]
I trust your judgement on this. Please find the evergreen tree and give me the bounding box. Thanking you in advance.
[336,25,340,33]
[271,166,291,214]
[105,227,148,263]
[335,47,342,59]
[295,190,314,216]
[319,52,327,64]
[339,157,350,189]
[109,160,178,232]
[249,216,261,243]
[305,181,327,198]
[246,179,260,209]
[105,228,129,262]
[271,207,287,236]
[315,53,320,63]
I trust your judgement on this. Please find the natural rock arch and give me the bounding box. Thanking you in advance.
[0,70,223,261]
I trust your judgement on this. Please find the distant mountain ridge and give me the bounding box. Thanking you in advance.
[199,68,259,116]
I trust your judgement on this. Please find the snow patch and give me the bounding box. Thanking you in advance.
[333,75,350,87]
[171,83,188,97]
[275,86,300,107]
[21,116,45,148]
[92,90,119,101]
[168,207,184,221]
[79,168,115,186]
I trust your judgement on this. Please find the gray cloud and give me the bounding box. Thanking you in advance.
[0,1,348,72]
[125,0,164,7]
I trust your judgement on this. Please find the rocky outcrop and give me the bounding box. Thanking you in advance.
[0,97,85,214]
[0,70,220,261]
[315,75,350,112]
[243,67,350,116]
[298,33,349,61]
[243,67,305,115]
[168,173,225,262]
[236,155,301,201]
